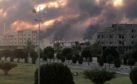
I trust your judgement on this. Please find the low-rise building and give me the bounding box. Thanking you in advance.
[0,29,38,50]
[96,24,137,54]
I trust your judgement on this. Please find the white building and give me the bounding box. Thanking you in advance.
[52,41,76,48]
[0,30,38,49]
[96,24,137,53]
[52,40,91,49]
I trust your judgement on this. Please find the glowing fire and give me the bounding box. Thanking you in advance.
[0,0,3,2]
[34,0,68,12]
[34,4,46,12]
[11,16,65,31]
[11,20,38,31]
[0,9,7,17]
[112,0,124,7]
[43,20,55,26]
[95,0,101,5]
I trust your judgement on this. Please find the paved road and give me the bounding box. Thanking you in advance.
[1,57,132,75]
[37,59,131,75]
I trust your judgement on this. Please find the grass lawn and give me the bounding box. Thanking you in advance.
[0,63,132,84]
[72,67,132,84]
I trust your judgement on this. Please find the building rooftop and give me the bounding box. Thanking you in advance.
[98,24,137,34]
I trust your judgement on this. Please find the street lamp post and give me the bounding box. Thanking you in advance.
[37,14,41,84]
[33,0,47,83]
[33,6,41,84]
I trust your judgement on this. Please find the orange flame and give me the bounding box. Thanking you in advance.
[11,20,38,31]
[112,0,124,7]
[11,16,65,31]
[34,0,68,12]
[0,9,7,17]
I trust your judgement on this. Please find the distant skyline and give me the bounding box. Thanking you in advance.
[0,0,137,46]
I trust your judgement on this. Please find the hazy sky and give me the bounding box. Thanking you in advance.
[0,0,137,45]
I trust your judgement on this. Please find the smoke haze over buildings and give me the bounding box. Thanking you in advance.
[0,0,137,46]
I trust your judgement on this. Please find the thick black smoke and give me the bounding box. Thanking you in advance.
[83,24,100,40]
[0,0,137,45]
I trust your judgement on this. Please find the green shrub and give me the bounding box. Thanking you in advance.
[34,63,75,84]
[84,70,115,84]
[130,67,137,84]
[0,61,17,75]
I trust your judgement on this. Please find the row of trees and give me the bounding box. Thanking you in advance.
[41,46,94,64]
[0,49,38,64]
[98,47,137,69]
[0,41,137,68]
[0,40,38,64]
[123,49,137,68]
[42,42,137,68]
[44,42,102,64]
[98,48,137,68]
[0,41,102,65]
[98,48,121,68]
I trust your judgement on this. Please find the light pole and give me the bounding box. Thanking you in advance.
[33,0,47,83]
[37,10,41,84]
[33,5,41,84]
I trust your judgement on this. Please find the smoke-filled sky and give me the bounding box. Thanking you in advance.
[0,0,137,46]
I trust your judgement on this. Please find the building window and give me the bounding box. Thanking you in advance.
[131,35,135,38]
[131,41,134,45]
[119,35,121,38]
[131,29,135,33]
[119,41,124,45]
[132,35,134,38]
[101,42,104,44]
[101,35,104,38]
[109,35,113,38]
[121,35,124,39]
[97,35,100,38]
[119,34,124,39]
[109,42,112,44]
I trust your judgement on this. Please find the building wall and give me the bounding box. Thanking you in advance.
[0,30,38,49]
[96,24,137,53]
[17,30,38,47]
